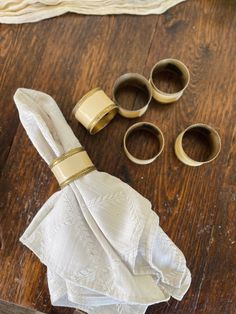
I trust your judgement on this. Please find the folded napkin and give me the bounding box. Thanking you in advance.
[0,0,187,24]
[14,88,191,314]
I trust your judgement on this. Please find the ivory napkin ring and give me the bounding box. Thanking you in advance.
[123,122,164,165]
[72,88,118,134]
[113,73,152,118]
[150,58,190,103]
[50,147,96,187]
[175,123,221,166]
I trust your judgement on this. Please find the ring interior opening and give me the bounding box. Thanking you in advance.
[91,107,117,134]
[126,125,162,160]
[152,63,187,94]
[182,127,219,162]
[114,78,151,111]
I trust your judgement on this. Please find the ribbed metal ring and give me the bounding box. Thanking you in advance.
[72,88,118,134]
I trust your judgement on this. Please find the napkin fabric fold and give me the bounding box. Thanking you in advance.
[0,0,187,24]
[14,88,191,314]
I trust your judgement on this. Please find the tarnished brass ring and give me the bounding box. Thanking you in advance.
[113,73,152,118]
[72,88,118,135]
[175,123,221,167]
[150,58,190,103]
[123,122,164,165]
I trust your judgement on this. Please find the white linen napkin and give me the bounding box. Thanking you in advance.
[14,88,191,314]
[0,0,187,24]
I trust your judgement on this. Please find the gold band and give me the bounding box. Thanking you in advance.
[113,73,152,118]
[150,58,190,103]
[50,148,96,187]
[49,147,84,168]
[174,123,221,166]
[123,122,164,165]
[72,88,118,134]
[59,166,96,188]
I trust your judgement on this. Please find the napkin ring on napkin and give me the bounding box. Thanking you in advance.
[150,58,190,103]
[113,73,152,118]
[72,88,118,134]
[123,122,164,164]
[175,123,221,166]
[50,147,96,187]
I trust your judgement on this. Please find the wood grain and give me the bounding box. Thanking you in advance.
[0,0,235,313]
[0,300,44,314]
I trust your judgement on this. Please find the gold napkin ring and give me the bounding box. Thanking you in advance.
[50,147,96,187]
[72,88,118,134]
[175,123,221,166]
[123,122,164,165]
[113,73,152,118]
[150,58,190,103]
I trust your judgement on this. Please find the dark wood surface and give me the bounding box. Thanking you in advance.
[0,0,235,313]
[0,300,44,314]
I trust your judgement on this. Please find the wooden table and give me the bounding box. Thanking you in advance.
[0,0,235,313]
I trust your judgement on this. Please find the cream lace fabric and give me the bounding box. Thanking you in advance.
[0,0,187,24]
[14,88,191,314]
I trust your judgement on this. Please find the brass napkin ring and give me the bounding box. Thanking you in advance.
[72,88,118,134]
[150,58,190,103]
[175,123,221,166]
[113,73,152,118]
[123,122,164,165]
[50,147,96,187]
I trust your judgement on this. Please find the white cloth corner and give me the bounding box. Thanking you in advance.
[0,0,187,24]
[14,88,191,314]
